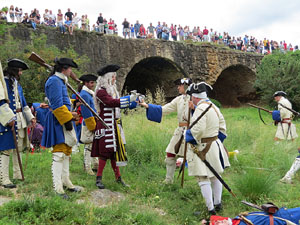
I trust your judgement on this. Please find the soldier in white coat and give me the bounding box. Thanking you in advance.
[273,91,298,141]
[184,82,230,215]
[139,78,192,184]
[0,59,35,188]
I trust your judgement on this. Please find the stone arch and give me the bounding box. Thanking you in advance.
[122,56,187,100]
[211,64,258,106]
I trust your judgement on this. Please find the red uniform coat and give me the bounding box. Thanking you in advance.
[91,88,121,159]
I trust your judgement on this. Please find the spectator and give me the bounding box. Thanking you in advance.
[57,9,65,34]
[64,8,73,21]
[35,10,41,24]
[103,19,108,34]
[122,18,130,39]
[0,7,7,21]
[48,10,56,23]
[203,26,209,42]
[114,22,118,35]
[15,7,22,23]
[92,24,99,32]
[130,24,134,38]
[9,5,14,22]
[21,12,30,24]
[108,18,114,34]
[134,20,140,37]
[85,15,90,31]
[162,23,169,41]
[184,26,189,40]
[178,26,184,41]
[72,13,80,29]
[81,15,86,30]
[209,28,214,42]
[138,24,146,39]
[64,16,73,35]
[283,41,287,51]
[156,21,162,39]
[197,26,202,41]
[43,9,49,24]
[29,10,37,30]
[147,22,155,37]
[47,18,56,27]
[97,13,104,33]
[171,24,177,41]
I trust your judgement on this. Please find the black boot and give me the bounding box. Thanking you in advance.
[215,203,222,212]
[209,209,216,215]
[116,176,129,187]
[3,183,16,189]
[96,176,105,189]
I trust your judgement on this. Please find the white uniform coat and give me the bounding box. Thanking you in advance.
[187,99,230,177]
[275,97,298,140]
[162,94,190,156]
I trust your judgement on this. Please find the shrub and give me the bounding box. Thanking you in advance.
[255,51,300,110]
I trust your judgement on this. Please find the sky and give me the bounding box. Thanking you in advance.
[2,0,300,46]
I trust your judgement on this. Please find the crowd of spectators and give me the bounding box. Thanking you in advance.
[0,5,298,54]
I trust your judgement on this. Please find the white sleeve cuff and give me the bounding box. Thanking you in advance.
[0,103,15,126]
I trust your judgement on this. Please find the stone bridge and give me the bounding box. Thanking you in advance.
[2,23,263,106]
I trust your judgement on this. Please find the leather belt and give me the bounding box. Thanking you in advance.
[201,136,218,143]
[16,108,22,113]
[178,122,188,127]
[281,118,291,123]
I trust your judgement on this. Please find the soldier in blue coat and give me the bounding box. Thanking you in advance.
[79,74,98,175]
[0,59,35,188]
[41,58,81,198]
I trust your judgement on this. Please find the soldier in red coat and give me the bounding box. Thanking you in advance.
[91,64,137,189]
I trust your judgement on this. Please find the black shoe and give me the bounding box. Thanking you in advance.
[57,193,70,200]
[3,183,16,189]
[92,168,98,173]
[209,209,216,215]
[96,176,105,189]
[66,187,81,192]
[116,176,129,187]
[215,203,222,212]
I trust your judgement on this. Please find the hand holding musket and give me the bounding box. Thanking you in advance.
[28,52,109,129]
[174,103,213,154]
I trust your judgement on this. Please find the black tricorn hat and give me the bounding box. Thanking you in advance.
[79,74,98,82]
[7,59,29,70]
[186,82,213,95]
[273,91,287,97]
[174,78,192,86]
[54,57,78,68]
[97,64,120,76]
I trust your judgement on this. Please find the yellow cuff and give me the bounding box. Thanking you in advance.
[85,116,96,131]
[70,99,76,104]
[53,105,73,125]
[52,143,72,156]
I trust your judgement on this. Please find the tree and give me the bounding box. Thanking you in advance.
[255,51,300,111]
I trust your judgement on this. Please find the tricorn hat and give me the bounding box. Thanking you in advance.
[79,74,98,82]
[186,82,213,97]
[54,57,78,68]
[7,59,29,70]
[173,78,192,86]
[273,91,287,97]
[97,64,120,76]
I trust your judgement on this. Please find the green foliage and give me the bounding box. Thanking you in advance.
[210,98,222,108]
[0,33,90,103]
[255,50,300,110]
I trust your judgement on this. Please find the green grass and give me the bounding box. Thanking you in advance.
[1,107,300,224]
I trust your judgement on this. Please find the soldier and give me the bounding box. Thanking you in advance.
[92,64,137,189]
[184,82,230,215]
[0,59,36,188]
[79,74,98,175]
[41,58,81,198]
[139,78,192,184]
[273,91,298,141]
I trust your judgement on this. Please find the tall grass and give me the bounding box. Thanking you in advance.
[1,106,300,224]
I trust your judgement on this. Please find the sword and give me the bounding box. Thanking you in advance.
[11,125,24,181]
[191,144,236,198]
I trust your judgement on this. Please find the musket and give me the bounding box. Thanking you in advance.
[174,103,213,154]
[177,95,191,188]
[11,125,25,181]
[191,144,236,198]
[241,200,263,211]
[247,103,272,114]
[28,52,109,129]
[279,103,300,117]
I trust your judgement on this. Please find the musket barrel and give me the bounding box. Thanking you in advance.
[247,103,272,114]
